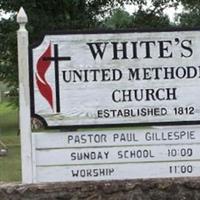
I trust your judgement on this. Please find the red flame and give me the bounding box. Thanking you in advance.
[35,44,53,110]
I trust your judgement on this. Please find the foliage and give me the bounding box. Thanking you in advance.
[179,12,200,27]
[0,18,18,84]
[0,0,147,98]
[0,0,147,41]
[132,10,170,28]
[177,0,200,27]
[0,0,184,97]
[102,9,133,29]
[102,8,170,29]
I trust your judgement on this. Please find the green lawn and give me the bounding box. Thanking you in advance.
[0,102,21,182]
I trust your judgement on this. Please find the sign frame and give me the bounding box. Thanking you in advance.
[29,28,200,129]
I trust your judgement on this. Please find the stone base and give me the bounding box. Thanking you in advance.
[1,178,200,200]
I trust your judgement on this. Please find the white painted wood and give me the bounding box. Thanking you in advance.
[31,125,200,182]
[36,161,200,182]
[34,144,200,166]
[33,125,200,149]
[31,31,200,127]
[17,7,33,183]
[31,132,37,183]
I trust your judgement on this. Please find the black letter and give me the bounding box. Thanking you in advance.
[128,68,140,80]
[158,40,173,58]
[112,42,128,60]
[112,90,121,103]
[181,40,193,58]
[87,42,108,60]
[140,41,156,58]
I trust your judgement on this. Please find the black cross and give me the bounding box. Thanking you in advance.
[43,44,71,113]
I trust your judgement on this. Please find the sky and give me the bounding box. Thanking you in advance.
[0,10,11,19]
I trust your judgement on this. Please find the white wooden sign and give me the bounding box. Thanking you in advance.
[32,125,200,182]
[17,8,200,183]
[30,30,200,127]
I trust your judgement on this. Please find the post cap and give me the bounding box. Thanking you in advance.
[17,7,28,24]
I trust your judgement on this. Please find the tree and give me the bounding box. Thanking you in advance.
[131,10,170,28]
[0,18,18,93]
[0,0,179,100]
[0,0,148,98]
[102,1,172,29]
[130,0,177,28]
[102,9,132,29]
[177,0,200,27]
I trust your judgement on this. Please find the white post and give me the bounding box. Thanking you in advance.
[17,7,33,183]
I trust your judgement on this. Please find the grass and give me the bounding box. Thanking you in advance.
[0,102,21,182]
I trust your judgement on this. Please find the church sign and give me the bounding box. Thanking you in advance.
[31,30,200,127]
[17,7,200,184]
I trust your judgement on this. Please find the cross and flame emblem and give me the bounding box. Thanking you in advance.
[35,43,71,113]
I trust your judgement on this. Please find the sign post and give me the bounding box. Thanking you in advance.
[17,7,33,183]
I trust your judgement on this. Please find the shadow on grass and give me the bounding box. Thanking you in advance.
[0,102,21,182]
[0,145,21,182]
